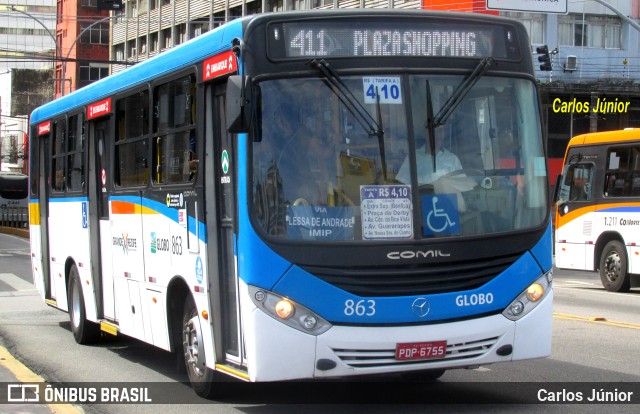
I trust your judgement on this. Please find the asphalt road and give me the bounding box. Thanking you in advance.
[1,231,639,413]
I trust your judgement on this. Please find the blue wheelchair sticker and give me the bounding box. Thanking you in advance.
[422,194,460,236]
[82,202,88,229]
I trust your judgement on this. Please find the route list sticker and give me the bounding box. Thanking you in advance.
[361,185,413,240]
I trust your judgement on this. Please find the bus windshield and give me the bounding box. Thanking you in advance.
[252,74,547,241]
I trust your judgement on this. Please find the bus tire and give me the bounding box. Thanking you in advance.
[599,240,630,292]
[401,369,446,381]
[183,295,217,398]
[68,265,99,344]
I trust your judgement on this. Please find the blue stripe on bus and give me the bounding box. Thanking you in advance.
[269,231,550,324]
[272,250,542,324]
[110,195,207,243]
[48,197,89,203]
[531,222,553,272]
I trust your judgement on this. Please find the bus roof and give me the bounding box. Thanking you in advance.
[30,9,529,127]
[30,17,247,126]
[568,129,640,148]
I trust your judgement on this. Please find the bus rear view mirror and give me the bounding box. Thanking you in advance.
[226,75,253,133]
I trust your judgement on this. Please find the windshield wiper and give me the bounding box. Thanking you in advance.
[308,59,387,179]
[425,57,494,172]
[433,57,494,127]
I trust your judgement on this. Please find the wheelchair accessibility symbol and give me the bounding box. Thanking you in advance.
[422,194,460,236]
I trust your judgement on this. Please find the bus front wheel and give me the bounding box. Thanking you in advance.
[599,240,630,292]
[183,295,217,398]
[68,264,99,344]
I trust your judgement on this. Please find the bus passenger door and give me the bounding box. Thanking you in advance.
[205,84,243,366]
[88,119,115,319]
[37,132,52,301]
[556,162,596,270]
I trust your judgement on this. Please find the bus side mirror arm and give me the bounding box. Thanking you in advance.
[226,75,253,133]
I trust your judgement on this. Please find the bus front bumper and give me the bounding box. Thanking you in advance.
[243,288,553,382]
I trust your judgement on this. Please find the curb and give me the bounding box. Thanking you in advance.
[0,227,30,239]
[0,346,84,414]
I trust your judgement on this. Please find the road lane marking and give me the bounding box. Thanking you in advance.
[554,279,597,288]
[554,313,640,330]
[0,345,82,414]
[0,273,35,292]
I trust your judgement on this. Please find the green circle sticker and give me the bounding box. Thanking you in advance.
[221,150,229,174]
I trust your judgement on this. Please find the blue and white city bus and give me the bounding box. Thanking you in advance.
[29,10,552,397]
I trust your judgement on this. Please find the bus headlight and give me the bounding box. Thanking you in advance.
[249,286,331,336]
[275,299,294,319]
[503,271,552,321]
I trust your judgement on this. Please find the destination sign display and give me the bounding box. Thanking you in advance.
[268,20,517,60]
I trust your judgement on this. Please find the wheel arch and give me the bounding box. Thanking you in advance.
[63,257,78,312]
[166,275,191,353]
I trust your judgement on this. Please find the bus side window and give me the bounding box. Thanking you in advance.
[115,91,150,187]
[152,74,197,184]
[52,120,66,192]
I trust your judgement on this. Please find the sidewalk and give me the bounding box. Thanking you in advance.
[0,227,83,412]
[0,346,83,414]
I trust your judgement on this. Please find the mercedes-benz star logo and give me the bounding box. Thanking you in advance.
[412,298,430,318]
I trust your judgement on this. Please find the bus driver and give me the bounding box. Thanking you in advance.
[396,126,462,185]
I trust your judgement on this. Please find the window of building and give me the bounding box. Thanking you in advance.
[162,28,172,49]
[150,32,159,52]
[127,0,138,18]
[152,75,197,184]
[190,19,209,38]
[502,12,544,45]
[81,23,109,45]
[115,9,125,24]
[128,39,137,58]
[559,14,621,49]
[79,64,109,88]
[81,0,97,6]
[176,24,187,45]
[115,91,150,187]
[115,45,124,61]
[271,0,283,12]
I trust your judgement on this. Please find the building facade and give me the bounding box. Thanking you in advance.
[0,0,57,172]
[511,1,640,177]
[55,0,111,98]
[0,0,57,71]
